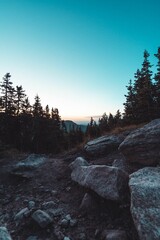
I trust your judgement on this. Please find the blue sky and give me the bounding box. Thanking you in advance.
[0,0,160,123]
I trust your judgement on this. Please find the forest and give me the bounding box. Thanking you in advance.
[0,47,160,153]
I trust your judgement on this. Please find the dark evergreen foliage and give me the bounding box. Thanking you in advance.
[154,47,160,117]
[0,74,85,153]
[123,49,159,124]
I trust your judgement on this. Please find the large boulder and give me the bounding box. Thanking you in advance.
[84,135,124,156]
[11,154,46,178]
[119,119,160,166]
[71,164,129,201]
[129,167,160,240]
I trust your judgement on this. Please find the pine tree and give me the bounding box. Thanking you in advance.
[32,94,43,117]
[133,51,154,122]
[108,113,115,129]
[154,47,160,117]
[15,85,26,115]
[45,105,50,118]
[0,73,15,114]
[123,79,136,123]
[22,97,32,115]
[99,112,109,132]
[114,109,122,126]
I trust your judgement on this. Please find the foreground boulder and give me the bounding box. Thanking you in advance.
[84,135,123,156]
[129,167,160,240]
[0,227,12,240]
[71,164,129,201]
[119,119,160,166]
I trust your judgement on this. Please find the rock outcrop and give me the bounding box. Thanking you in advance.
[84,135,124,156]
[70,162,129,201]
[129,167,160,240]
[119,119,160,166]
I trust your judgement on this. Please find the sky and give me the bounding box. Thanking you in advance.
[0,0,160,124]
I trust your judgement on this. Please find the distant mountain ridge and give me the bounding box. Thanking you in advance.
[63,120,87,133]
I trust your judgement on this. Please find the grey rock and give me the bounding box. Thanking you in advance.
[129,167,160,240]
[46,208,63,218]
[65,214,71,221]
[70,218,78,227]
[11,154,46,178]
[71,165,129,201]
[14,207,30,226]
[28,201,36,210]
[0,227,12,240]
[32,210,53,228]
[84,135,123,156]
[14,154,46,170]
[119,119,160,165]
[60,219,69,228]
[101,229,127,240]
[63,237,71,240]
[69,157,89,170]
[41,201,56,210]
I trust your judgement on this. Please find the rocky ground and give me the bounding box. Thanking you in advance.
[0,149,139,240]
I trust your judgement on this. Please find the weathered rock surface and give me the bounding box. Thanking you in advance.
[0,227,12,240]
[84,135,124,156]
[129,167,160,240]
[119,119,160,165]
[71,164,129,201]
[69,157,89,170]
[11,154,46,178]
[31,210,53,228]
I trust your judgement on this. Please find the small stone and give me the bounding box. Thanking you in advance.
[70,218,78,227]
[65,214,71,221]
[60,219,69,228]
[51,190,58,196]
[28,200,36,209]
[14,207,30,226]
[32,210,53,228]
[63,237,71,240]
[46,208,63,218]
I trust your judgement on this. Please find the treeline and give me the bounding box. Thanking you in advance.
[1,47,160,151]
[87,47,160,137]
[0,74,84,153]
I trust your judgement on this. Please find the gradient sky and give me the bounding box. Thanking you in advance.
[0,0,160,123]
